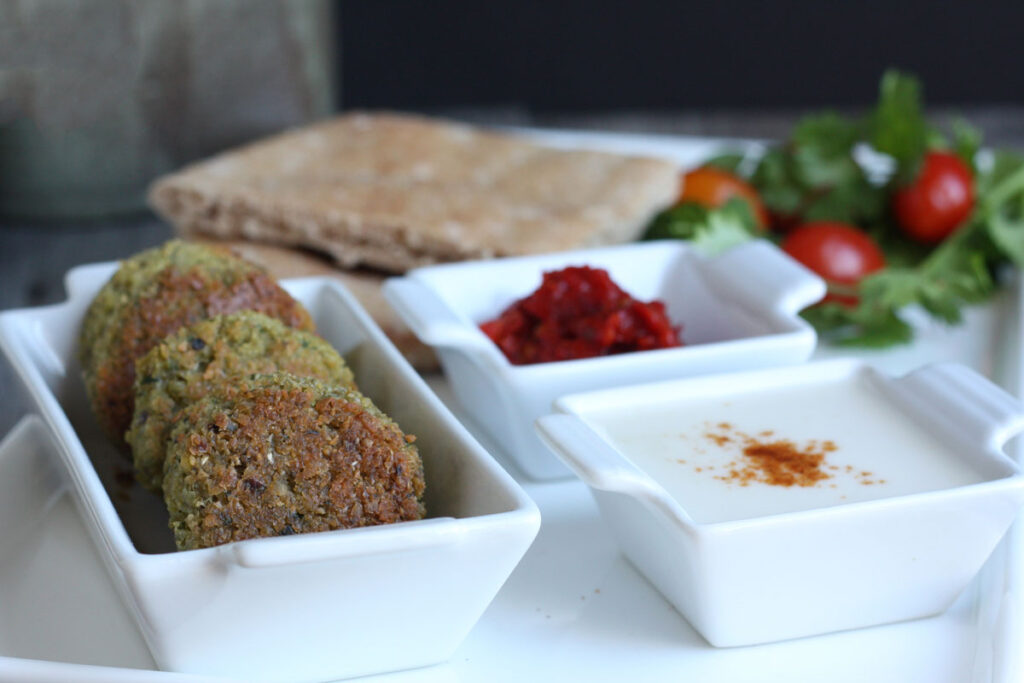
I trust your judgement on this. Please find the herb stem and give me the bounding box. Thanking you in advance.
[981,162,1024,212]
[918,217,978,277]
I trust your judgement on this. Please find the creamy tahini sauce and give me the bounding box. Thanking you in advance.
[587,374,989,524]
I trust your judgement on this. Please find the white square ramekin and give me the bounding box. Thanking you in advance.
[384,239,825,480]
[0,264,541,682]
[536,359,1024,647]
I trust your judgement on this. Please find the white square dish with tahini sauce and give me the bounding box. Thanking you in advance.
[537,358,1024,647]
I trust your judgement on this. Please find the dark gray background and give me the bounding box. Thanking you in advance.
[339,0,1024,111]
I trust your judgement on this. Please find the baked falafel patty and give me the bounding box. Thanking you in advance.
[163,373,426,550]
[79,240,314,446]
[128,311,356,493]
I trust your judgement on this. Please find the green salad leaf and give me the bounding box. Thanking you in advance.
[867,70,929,178]
[643,198,759,256]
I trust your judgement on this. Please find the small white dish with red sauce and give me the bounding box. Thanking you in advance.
[535,358,1024,647]
[384,239,826,480]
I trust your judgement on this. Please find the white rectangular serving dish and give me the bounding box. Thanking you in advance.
[0,264,541,682]
[384,239,825,480]
[537,359,1024,647]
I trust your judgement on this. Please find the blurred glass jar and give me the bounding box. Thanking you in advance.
[0,0,334,221]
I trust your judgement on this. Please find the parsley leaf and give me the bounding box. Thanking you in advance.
[867,70,928,180]
[792,112,863,188]
[801,303,914,348]
[977,151,1024,268]
[750,111,886,228]
[801,177,885,226]
[951,119,982,173]
[750,148,804,217]
[988,214,1024,265]
[643,199,758,255]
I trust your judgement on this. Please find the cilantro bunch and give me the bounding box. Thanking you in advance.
[645,70,1024,347]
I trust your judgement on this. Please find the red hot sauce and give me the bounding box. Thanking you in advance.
[480,266,682,365]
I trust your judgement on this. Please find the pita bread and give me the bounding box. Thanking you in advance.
[150,113,678,272]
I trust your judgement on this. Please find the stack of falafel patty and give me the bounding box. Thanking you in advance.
[78,240,426,551]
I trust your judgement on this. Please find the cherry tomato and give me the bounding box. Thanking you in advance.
[678,166,769,229]
[781,221,886,307]
[892,151,974,244]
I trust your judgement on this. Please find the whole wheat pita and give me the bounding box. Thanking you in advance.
[150,113,678,273]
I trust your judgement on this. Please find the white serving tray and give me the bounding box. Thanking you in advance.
[1,129,1021,682]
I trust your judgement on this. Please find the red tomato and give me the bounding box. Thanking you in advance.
[781,221,886,306]
[892,151,974,244]
[678,166,769,229]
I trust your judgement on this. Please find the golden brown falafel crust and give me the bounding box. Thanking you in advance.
[80,242,314,447]
[128,311,355,493]
[163,374,425,550]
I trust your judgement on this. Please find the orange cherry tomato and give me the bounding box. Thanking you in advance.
[677,166,769,229]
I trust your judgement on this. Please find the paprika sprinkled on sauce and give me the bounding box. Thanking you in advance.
[715,426,834,487]
[700,422,871,488]
[479,265,682,365]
